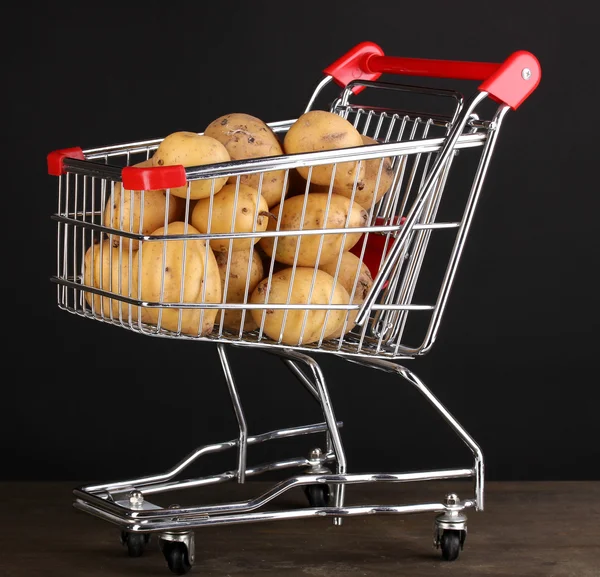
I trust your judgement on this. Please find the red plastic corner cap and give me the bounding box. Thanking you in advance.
[47,147,85,176]
[122,164,187,191]
[479,50,541,110]
[323,41,385,94]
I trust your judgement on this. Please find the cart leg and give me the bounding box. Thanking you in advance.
[272,349,347,526]
[345,356,484,511]
[280,358,334,457]
[217,344,248,484]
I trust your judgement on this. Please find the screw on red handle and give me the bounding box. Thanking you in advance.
[477,50,541,110]
[324,42,541,109]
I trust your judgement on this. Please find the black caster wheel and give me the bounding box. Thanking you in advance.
[440,530,462,562]
[304,484,331,507]
[163,541,192,575]
[120,531,151,557]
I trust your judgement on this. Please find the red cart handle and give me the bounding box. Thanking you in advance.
[324,41,541,110]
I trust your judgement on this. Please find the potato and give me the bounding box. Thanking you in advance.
[191,183,269,253]
[128,157,154,168]
[258,193,369,267]
[283,110,365,190]
[215,248,264,332]
[83,239,138,320]
[136,221,221,336]
[152,131,231,200]
[310,135,395,209]
[319,251,373,338]
[204,113,288,209]
[103,159,185,251]
[250,267,350,345]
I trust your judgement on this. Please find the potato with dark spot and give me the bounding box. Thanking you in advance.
[249,267,350,345]
[215,248,264,333]
[191,183,269,252]
[309,135,395,209]
[136,221,221,336]
[258,193,368,267]
[153,131,231,200]
[283,110,365,190]
[103,158,185,251]
[319,251,373,337]
[204,113,289,208]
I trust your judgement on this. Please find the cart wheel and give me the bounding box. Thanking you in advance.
[304,484,330,507]
[440,530,461,562]
[163,541,192,575]
[120,530,150,557]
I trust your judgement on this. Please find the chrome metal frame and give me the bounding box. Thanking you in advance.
[73,345,482,537]
[50,71,517,570]
[51,116,496,359]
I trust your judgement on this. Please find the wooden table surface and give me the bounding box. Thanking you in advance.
[1,480,598,577]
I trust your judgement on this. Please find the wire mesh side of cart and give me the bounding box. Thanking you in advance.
[51,80,503,360]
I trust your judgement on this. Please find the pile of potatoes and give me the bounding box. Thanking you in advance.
[83,110,394,345]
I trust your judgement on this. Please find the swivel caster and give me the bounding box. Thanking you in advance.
[120,530,151,558]
[159,532,194,575]
[434,493,468,562]
[303,447,332,507]
[304,483,331,507]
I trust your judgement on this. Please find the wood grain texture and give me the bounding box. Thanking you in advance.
[1,481,598,577]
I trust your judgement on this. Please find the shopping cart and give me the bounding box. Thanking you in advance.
[47,41,541,574]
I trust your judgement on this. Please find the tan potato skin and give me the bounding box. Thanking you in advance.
[83,239,138,320]
[204,113,289,209]
[309,135,395,209]
[283,110,365,189]
[152,131,231,200]
[103,158,185,252]
[136,221,221,336]
[191,183,269,253]
[319,251,373,338]
[258,193,369,267]
[250,267,350,345]
[215,248,264,332]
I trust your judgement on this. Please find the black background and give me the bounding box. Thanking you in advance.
[5,1,598,484]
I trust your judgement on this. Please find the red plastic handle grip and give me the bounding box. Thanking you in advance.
[324,42,541,109]
[364,54,500,81]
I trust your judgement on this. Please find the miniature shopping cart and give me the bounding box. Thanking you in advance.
[47,41,541,575]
